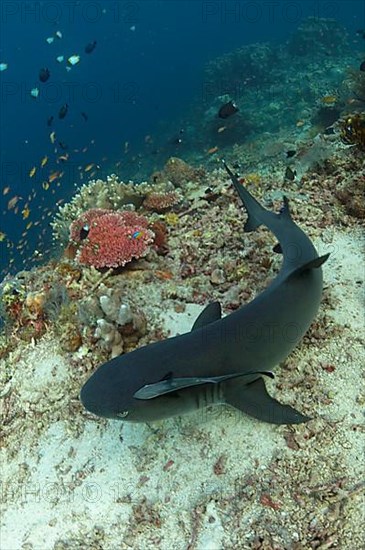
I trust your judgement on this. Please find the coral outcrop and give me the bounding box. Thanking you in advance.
[69,209,155,269]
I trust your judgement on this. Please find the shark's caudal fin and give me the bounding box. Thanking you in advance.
[223,162,295,234]
[223,377,311,424]
[223,162,264,232]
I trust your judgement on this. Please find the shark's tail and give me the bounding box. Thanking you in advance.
[223,161,287,233]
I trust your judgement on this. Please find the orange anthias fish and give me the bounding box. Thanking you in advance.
[48,170,63,183]
[22,205,30,219]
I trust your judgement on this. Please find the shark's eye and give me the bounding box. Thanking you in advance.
[117,411,129,418]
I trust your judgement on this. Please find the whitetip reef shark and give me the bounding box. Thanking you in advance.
[80,162,329,424]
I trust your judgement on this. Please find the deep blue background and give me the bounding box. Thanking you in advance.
[0,0,364,275]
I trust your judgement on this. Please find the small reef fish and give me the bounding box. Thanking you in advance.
[39,67,50,82]
[48,171,61,183]
[171,129,184,145]
[85,41,97,54]
[284,166,296,181]
[79,225,90,240]
[218,100,238,119]
[58,104,68,119]
[41,156,48,168]
[47,116,54,127]
[80,161,329,424]
[30,87,39,98]
[57,153,69,163]
[207,146,219,154]
[321,95,337,105]
[29,166,37,177]
[81,112,88,122]
[22,206,30,219]
[7,196,22,210]
[68,55,80,66]
[0,63,8,72]
[84,163,95,172]
[50,131,56,144]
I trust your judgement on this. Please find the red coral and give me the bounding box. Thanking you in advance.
[70,209,154,269]
[70,208,110,242]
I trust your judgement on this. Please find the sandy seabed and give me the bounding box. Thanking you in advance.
[0,227,364,550]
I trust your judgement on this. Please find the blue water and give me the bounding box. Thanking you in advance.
[0,0,364,276]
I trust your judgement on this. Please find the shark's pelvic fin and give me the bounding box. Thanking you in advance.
[223,377,311,424]
[191,301,222,331]
[288,253,330,279]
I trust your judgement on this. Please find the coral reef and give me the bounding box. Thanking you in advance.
[69,209,155,269]
[93,287,147,357]
[151,157,206,187]
[340,113,365,150]
[286,17,350,57]
[51,159,203,247]
[143,190,182,213]
[0,274,69,345]
[51,175,153,244]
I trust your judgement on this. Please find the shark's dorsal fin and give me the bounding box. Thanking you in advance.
[191,302,222,331]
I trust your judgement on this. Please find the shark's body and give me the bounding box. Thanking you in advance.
[80,163,329,424]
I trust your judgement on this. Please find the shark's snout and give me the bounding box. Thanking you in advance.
[80,377,103,416]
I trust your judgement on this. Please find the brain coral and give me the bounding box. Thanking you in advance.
[70,209,154,269]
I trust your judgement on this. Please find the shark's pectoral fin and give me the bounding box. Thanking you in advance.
[134,371,274,400]
[223,377,311,424]
[191,301,222,331]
